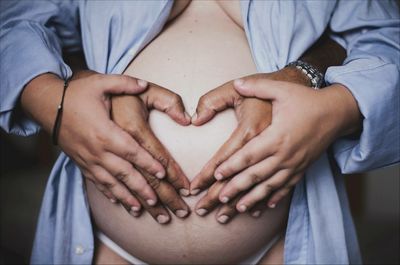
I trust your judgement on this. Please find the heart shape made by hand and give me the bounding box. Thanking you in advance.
[149,106,237,186]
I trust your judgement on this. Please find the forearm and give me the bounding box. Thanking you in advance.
[278,33,346,87]
[300,32,346,75]
[20,73,64,134]
[319,83,362,138]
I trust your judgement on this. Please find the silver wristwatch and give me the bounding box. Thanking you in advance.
[286,60,324,89]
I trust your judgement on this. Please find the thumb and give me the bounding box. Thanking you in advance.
[141,83,191,126]
[192,82,240,126]
[233,78,286,100]
[99,74,148,95]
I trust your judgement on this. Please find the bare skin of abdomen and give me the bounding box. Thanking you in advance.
[86,1,290,264]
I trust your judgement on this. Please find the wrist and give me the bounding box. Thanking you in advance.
[319,84,362,139]
[21,73,65,134]
[269,66,311,87]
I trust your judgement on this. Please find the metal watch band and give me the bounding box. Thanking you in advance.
[286,60,324,89]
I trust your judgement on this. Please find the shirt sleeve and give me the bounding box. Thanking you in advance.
[325,0,400,173]
[0,0,80,136]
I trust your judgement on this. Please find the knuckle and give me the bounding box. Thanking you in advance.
[264,182,277,191]
[122,123,139,136]
[169,94,182,106]
[91,73,104,83]
[124,150,138,162]
[115,172,130,183]
[146,176,161,190]
[199,95,213,109]
[103,179,118,190]
[94,131,110,147]
[242,152,254,166]
[249,172,263,184]
[157,155,169,168]
[118,75,131,87]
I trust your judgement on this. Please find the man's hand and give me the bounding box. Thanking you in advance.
[214,79,361,212]
[190,69,311,223]
[111,83,192,223]
[21,72,168,221]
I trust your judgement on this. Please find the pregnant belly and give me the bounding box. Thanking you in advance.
[86,2,290,264]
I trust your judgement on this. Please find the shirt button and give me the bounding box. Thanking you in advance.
[75,245,85,255]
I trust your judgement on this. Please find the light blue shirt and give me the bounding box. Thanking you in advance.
[1,1,399,264]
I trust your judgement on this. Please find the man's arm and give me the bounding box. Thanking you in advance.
[190,33,349,222]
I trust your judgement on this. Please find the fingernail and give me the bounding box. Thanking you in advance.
[137,79,148,88]
[234,78,245,87]
[220,196,230,203]
[251,210,261,218]
[131,206,140,212]
[217,215,229,224]
[146,199,156,206]
[191,189,200,195]
[191,113,198,123]
[110,198,117,203]
[157,214,169,224]
[269,203,276,208]
[179,189,190,196]
[238,204,247,212]
[155,171,165,179]
[130,211,140,217]
[196,208,208,216]
[215,172,223,180]
[176,209,189,218]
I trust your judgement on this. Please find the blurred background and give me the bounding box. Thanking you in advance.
[0,127,399,264]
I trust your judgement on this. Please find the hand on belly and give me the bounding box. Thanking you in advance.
[87,76,290,264]
[109,71,277,226]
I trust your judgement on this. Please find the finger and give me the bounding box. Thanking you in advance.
[139,169,190,219]
[190,126,255,193]
[215,195,242,224]
[267,173,303,208]
[100,152,158,206]
[192,81,241,126]
[85,171,118,204]
[141,83,191,125]
[91,165,142,211]
[131,124,190,196]
[195,180,228,216]
[248,200,268,218]
[191,98,272,194]
[233,78,288,100]
[218,157,280,203]
[94,182,117,203]
[214,129,276,180]
[95,74,148,95]
[133,192,172,224]
[104,122,166,178]
[235,170,290,211]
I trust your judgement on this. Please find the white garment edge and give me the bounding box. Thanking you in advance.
[96,230,281,265]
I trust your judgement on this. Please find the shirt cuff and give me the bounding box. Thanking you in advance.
[325,59,400,173]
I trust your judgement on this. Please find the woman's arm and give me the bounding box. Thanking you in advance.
[0,1,189,221]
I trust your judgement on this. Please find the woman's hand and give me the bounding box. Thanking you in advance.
[111,83,192,223]
[21,72,167,217]
[214,79,361,212]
